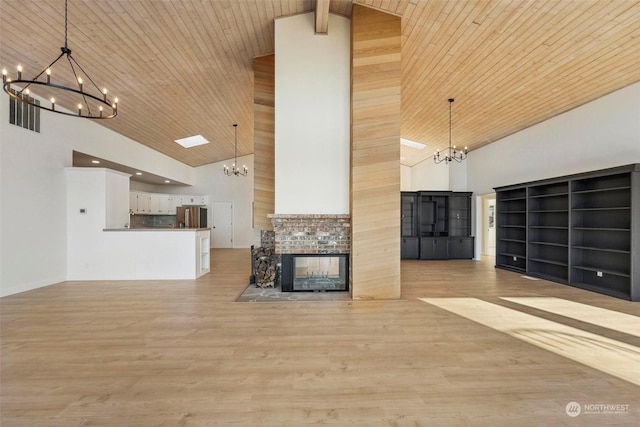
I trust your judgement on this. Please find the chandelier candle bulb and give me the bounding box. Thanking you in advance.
[77,104,82,115]
[77,77,83,90]
[17,65,22,80]
[102,88,107,102]
[50,97,55,111]
[2,69,6,83]
[46,68,51,83]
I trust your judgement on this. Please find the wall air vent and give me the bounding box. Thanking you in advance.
[8,88,40,133]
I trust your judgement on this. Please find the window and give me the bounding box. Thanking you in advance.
[8,88,40,133]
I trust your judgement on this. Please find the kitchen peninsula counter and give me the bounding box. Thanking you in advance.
[82,228,212,280]
[103,227,211,232]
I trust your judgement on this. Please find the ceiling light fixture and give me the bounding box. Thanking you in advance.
[223,124,248,177]
[434,98,467,164]
[2,0,118,119]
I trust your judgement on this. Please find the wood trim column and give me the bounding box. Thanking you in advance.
[253,54,275,230]
[350,4,401,299]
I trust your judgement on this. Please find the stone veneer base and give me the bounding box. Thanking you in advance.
[268,214,351,254]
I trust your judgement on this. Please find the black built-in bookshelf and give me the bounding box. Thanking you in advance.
[401,191,474,260]
[496,187,527,272]
[495,164,639,301]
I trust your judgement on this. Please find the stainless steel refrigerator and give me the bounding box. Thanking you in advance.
[176,206,207,228]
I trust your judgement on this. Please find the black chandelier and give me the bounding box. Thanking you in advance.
[2,0,118,119]
[223,124,248,177]
[434,98,467,164]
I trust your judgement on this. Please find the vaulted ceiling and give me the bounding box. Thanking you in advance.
[2,0,639,168]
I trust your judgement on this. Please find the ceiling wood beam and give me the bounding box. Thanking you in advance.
[315,0,330,34]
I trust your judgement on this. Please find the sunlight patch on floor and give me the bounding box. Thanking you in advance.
[419,297,640,387]
[501,297,640,338]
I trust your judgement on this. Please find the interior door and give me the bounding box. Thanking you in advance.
[483,196,496,255]
[212,201,233,248]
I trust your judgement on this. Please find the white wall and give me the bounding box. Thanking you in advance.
[66,168,131,279]
[0,91,195,297]
[409,158,450,190]
[274,13,351,214]
[466,82,640,196]
[400,165,412,191]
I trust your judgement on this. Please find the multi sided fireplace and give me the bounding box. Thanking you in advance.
[281,254,349,292]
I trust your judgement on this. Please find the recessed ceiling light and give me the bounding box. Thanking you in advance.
[401,138,427,150]
[175,135,210,148]
[135,172,142,176]
[91,160,100,164]
[164,180,171,183]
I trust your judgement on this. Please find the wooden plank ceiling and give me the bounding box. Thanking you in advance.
[1,1,639,168]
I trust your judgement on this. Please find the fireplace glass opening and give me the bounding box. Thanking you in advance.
[281,254,349,292]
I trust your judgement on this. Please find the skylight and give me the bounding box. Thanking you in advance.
[400,138,427,150]
[175,135,210,148]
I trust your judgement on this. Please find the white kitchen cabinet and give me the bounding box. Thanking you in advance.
[137,192,150,214]
[130,191,150,214]
[167,196,179,214]
[131,192,206,214]
[148,194,171,214]
[181,195,206,206]
[129,192,138,213]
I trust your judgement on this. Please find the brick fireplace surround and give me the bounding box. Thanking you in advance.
[268,214,351,254]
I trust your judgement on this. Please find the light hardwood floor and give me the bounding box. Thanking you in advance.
[1,249,639,426]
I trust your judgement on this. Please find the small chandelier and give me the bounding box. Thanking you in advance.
[2,0,118,119]
[434,98,467,164]
[223,124,248,176]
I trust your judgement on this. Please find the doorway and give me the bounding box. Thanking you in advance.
[481,194,496,256]
[212,201,233,248]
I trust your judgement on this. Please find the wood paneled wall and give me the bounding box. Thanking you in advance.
[350,4,401,299]
[253,54,275,230]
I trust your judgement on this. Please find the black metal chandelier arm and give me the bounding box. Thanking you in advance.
[2,82,116,119]
[16,51,66,94]
[65,54,92,115]
[69,54,105,95]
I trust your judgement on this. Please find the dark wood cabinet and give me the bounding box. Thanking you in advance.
[401,237,419,259]
[420,237,449,260]
[449,237,474,259]
[495,164,640,301]
[401,191,474,260]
